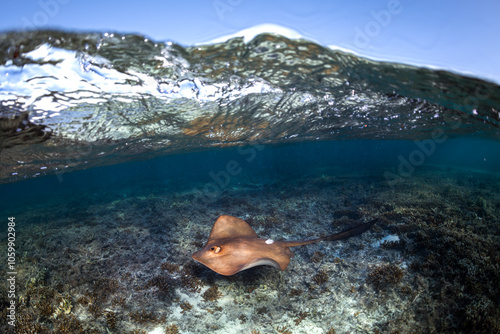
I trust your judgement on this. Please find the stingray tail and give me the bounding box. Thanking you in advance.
[283,218,378,247]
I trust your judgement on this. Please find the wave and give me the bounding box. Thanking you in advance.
[0,30,499,184]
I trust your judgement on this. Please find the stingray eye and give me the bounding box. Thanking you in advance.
[210,246,221,254]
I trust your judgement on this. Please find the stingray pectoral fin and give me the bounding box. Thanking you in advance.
[239,257,283,272]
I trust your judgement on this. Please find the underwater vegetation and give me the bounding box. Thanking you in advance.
[367,264,404,290]
[0,166,499,333]
[201,285,223,302]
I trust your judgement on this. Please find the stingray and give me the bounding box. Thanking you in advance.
[192,215,377,276]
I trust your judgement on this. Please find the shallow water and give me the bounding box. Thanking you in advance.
[0,30,499,333]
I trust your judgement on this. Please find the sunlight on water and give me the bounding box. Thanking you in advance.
[0,30,499,184]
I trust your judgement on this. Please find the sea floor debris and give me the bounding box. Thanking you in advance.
[0,165,499,333]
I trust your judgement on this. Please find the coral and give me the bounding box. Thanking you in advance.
[179,301,193,313]
[26,267,49,289]
[180,273,203,293]
[76,295,90,306]
[251,330,261,334]
[84,277,122,318]
[15,312,49,334]
[261,215,282,228]
[312,269,329,285]
[367,264,404,290]
[129,309,159,324]
[37,300,55,319]
[324,327,336,334]
[52,297,73,318]
[180,262,205,278]
[93,277,120,295]
[289,288,303,297]
[380,239,406,250]
[191,237,205,249]
[53,314,84,333]
[256,306,268,314]
[27,285,55,301]
[161,261,180,273]
[206,306,223,314]
[179,263,204,293]
[105,310,118,329]
[276,325,292,334]
[146,274,176,297]
[294,311,309,325]
[311,251,325,263]
[399,285,413,295]
[202,285,222,302]
[112,296,127,308]
[88,301,102,317]
[245,285,257,293]
[165,323,180,334]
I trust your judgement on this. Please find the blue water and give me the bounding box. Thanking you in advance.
[2,137,498,218]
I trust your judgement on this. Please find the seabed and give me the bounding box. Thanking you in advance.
[1,166,499,333]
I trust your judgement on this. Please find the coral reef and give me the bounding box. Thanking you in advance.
[15,312,49,334]
[310,251,325,263]
[324,327,336,334]
[179,301,192,313]
[367,264,404,290]
[179,272,203,293]
[0,164,498,333]
[164,323,180,334]
[105,310,118,329]
[161,261,180,273]
[52,314,84,333]
[276,325,293,334]
[311,269,329,285]
[294,311,309,325]
[146,274,175,296]
[129,310,162,324]
[202,285,223,302]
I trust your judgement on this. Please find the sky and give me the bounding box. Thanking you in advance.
[0,0,499,83]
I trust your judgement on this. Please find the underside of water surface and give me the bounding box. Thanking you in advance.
[0,30,499,183]
[0,30,500,334]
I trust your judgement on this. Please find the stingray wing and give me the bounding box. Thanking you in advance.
[208,215,258,241]
[239,257,283,272]
[238,241,294,272]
